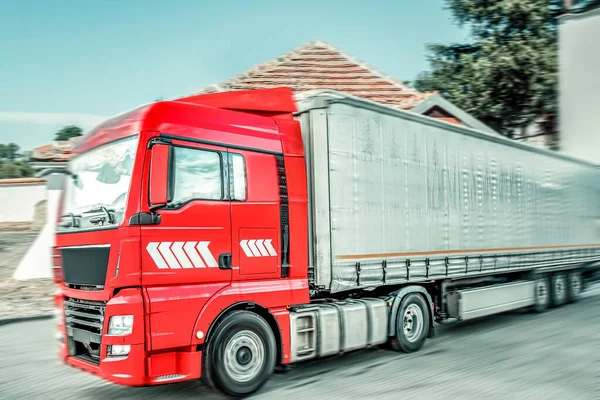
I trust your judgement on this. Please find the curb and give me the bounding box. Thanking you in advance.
[0,314,53,327]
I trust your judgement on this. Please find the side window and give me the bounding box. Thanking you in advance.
[230,153,247,201]
[170,146,223,207]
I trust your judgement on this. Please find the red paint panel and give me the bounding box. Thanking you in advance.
[276,118,305,157]
[238,228,279,275]
[175,87,297,114]
[145,284,228,351]
[142,102,283,155]
[191,279,309,346]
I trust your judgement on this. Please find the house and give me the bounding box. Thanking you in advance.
[29,136,82,170]
[558,0,600,163]
[196,40,497,135]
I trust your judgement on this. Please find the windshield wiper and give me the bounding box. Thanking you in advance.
[59,212,82,228]
[85,206,115,225]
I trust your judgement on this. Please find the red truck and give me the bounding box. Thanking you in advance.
[53,87,600,397]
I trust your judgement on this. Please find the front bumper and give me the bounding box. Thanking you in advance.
[55,288,201,386]
[61,344,202,386]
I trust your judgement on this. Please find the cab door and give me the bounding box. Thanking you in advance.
[140,138,232,288]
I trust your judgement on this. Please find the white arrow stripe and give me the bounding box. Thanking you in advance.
[147,242,169,269]
[255,239,269,256]
[158,242,181,269]
[240,240,253,257]
[172,241,194,269]
[247,240,262,257]
[264,239,277,256]
[197,241,218,268]
[184,241,206,268]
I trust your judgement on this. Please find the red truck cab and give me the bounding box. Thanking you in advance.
[54,88,310,392]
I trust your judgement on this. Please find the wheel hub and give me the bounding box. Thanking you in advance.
[223,330,265,383]
[402,304,424,343]
[236,346,252,365]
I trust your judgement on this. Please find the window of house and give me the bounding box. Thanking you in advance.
[170,146,223,207]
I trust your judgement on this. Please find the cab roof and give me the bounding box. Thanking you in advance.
[74,88,297,155]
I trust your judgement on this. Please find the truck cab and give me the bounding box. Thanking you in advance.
[54,88,310,389]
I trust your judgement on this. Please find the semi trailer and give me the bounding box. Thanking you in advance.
[53,87,600,397]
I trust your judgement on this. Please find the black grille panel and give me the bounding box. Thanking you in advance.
[64,298,106,364]
[61,246,110,287]
[276,156,290,278]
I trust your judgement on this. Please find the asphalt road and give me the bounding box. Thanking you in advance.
[1,287,599,400]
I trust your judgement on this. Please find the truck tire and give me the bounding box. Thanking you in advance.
[567,270,582,303]
[208,310,276,397]
[531,275,551,313]
[390,293,430,353]
[550,273,568,307]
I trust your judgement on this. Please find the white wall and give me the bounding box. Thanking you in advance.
[0,183,47,222]
[559,9,600,164]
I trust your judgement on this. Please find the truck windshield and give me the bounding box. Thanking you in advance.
[61,135,138,228]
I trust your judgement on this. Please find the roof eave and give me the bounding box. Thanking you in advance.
[409,94,499,135]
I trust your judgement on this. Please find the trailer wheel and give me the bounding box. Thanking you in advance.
[550,273,568,307]
[532,276,550,313]
[209,310,276,397]
[390,293,430,353]
[567,270,582,303]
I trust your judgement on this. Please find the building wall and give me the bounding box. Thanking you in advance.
[0,180,47,223]
[559,8,600,164]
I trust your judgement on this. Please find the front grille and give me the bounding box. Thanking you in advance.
[61,246,110,287]
[64,298,106,364]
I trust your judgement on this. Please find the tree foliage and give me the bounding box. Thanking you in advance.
[0,143,20,161]
[54,125,83,141]
[415,0,563,138]
[0,160,35,179]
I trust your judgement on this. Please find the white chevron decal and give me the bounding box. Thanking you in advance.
[264,239,277,256]
[239,238,278,258]
[197,241,218,268]
[159,242,181,269]
[184,241,205,268]
[172,241,193,269]
[240,240,253,257]
[146,242,169,269]
[146,241,218,269]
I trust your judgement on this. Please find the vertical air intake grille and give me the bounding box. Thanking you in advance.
[276,155,290,278]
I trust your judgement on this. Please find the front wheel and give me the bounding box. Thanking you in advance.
[390,293,430,353]
[209,311,276,397]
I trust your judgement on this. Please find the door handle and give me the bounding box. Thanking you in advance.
[218,253,232,270]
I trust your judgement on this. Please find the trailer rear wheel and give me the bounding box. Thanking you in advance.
[532,276,550,313]
[390,293,430,353]
[550,273,568,307]
[567,270,582,303]
[209,311,276,397]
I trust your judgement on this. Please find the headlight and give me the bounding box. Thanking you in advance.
[107,344,131,357]
[108,315,134,335]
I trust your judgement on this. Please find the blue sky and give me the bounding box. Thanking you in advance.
[0,0,467,150]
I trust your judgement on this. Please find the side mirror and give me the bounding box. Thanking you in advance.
[149,143,171,210]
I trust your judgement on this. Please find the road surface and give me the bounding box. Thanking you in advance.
[1,287,599,399]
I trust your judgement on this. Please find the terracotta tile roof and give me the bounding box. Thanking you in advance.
[197,40,436,110]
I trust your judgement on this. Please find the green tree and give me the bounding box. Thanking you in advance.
[0,162,20,179]
[415,0,563,139]
[5,143,20,160]
[54,125,83,141]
